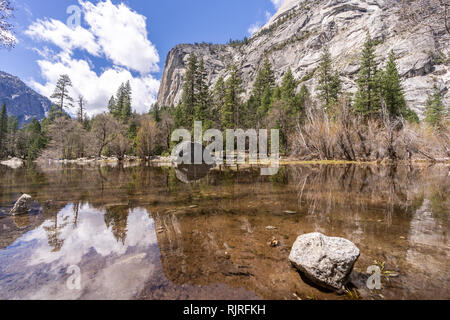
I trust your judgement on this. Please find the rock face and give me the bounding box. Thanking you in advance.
[0,71,52,124]
[289,232,360,291]
[157,0,449,116]
[9,194,32,216]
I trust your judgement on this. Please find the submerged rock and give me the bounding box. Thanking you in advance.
[9,194,32,216]
[289,232,360,291]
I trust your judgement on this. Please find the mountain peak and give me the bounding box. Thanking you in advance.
[0,71,52,124]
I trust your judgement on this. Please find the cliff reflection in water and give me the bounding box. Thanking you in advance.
[0,163,448,300]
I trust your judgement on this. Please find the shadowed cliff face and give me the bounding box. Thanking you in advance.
[157,0,450,115]
[0,164,449,299]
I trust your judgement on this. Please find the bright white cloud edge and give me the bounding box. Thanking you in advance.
[25,0,161,116]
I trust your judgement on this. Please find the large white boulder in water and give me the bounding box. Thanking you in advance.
[9,194,32,216]
[289,232,360,291]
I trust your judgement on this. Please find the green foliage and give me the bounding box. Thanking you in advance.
[0,103,8,157]
[380,51,407,118]
[180,53,198,129]
[109,81,132,122]
[50,74,74,112]
[221,64,243,129]
[253,58,275,107]
[194,59,210,123]
[316,47,342,114]
[425,86,447,127]
[24,118,46,160]
[354,34,382,118]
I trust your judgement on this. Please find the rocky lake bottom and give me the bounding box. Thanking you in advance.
[0,163,449,300]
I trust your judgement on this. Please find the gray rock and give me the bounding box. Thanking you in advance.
[9,194,32,216]
[157,0,449,117]
[289,232,360,291]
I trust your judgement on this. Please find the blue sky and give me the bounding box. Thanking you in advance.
[0,0,284,114]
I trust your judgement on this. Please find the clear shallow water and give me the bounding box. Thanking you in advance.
[0,163,449,300]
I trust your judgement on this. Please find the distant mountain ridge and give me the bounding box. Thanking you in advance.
[0,71,52,124]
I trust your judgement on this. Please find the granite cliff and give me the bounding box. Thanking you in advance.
[157,0,449,115]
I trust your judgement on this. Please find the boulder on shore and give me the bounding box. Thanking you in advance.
[289,232,360,291]
[9,194,32,216]
[0,157,24,169]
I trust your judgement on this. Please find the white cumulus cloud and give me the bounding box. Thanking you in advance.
[248,23,262,36]
[25,0,160,116]
[270,0,286,9]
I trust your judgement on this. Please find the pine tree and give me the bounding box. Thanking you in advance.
[0,103,7,157]
[25,118,45,160]
[221,65,242,129]
[280,68,298,112]
[316,47,341,113]
[51,74,74,113]
[114,83,125,119]
[181,53,198,128]
[295,85,310,115]
[194,59,210,122]
[252,58,275,110]
[272,86,282,102]
[151,103,161,122]
[121,81,132,122]
[213,76,226,124]
[107,96,117,117]
[381,50,407,118]
[354,34,381,118]
[425,85,446,127]
[259,86,272,117]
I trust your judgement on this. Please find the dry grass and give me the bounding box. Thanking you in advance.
[290,99,449,162]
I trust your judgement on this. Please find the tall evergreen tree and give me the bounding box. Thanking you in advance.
[280,68,298,113]
[425,85,446,127]
[354,34,381,118]
[180,53,198,128]
[107,96,117,116]
[194,59,210,122]
[213,76,226,112]
[252,58,275,109]
[121,81,132,122]
[25,118,45,160]
[114,83,126,119]
[221,65,242,129]
[0,103,7,157]
[150,103,161,122]
[316,47,341,113]
[51,74,74,113]
[259,86,272,117]
[380,50,407,118]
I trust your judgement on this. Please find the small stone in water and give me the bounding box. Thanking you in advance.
[270,237,280,247]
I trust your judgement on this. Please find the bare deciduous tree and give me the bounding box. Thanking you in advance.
[136,116,160,159]
[90,113,117,158]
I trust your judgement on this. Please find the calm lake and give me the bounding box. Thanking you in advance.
[0,163,449,300]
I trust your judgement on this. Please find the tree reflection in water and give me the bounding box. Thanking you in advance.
[0,163,448,300]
